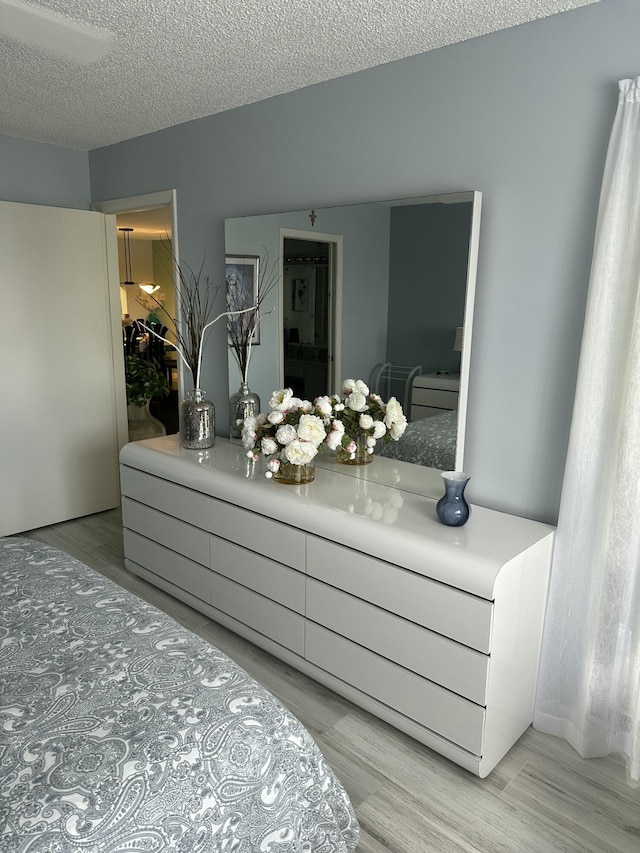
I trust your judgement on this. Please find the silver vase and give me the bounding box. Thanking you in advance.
[180,388,215,449]
[229,381,260,439]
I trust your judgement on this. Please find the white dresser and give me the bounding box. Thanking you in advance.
[411,372,460,420]
[119,436,555,777]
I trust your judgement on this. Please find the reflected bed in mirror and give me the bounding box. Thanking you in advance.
[225,190,482,497]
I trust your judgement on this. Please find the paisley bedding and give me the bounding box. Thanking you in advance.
[0,537,359,853]
[375,408,457,470]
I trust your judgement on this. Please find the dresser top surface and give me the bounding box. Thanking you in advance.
[120,436,554,598]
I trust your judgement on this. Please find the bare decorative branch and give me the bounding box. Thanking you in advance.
[226,251,279,384]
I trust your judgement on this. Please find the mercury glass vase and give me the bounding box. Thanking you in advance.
[229,381,261,439]
[436,471,471,527]
[336,432,373,465]
[179,388,215,449]
[273,452,316,485]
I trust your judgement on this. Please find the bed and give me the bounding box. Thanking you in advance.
[0,537,360,852]
[375,408,457,470]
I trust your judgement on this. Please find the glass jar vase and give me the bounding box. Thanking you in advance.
[273,453,315,485]
[179,388,215,449]
[336,432,373,465]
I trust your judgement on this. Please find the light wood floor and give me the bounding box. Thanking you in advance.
[21,509,640,853]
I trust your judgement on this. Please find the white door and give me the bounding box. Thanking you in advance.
[0,201,127,537]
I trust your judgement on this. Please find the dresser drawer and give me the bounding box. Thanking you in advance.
[411,387,459,410]
[306,578,488,704]
[307,537,493,652]
[210,534,305,614]
[121,467,212,531]
[210,499,306,571]
[211,573,305,655]
[122,497,209,566]
[124,529,212,602]
[306,623,484,755]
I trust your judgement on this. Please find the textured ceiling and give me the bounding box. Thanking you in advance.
[1,0,597,151]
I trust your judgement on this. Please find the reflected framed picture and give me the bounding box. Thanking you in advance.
[226,254,260,345]
[293,278,309,312]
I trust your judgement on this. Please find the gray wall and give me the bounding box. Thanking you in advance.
[387,202,472,374]
[87,0,635,524]
[0,135,91,209]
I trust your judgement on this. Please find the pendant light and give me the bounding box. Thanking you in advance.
[119,226,160,293]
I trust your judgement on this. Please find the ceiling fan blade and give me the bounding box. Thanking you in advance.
[0,0,113,63]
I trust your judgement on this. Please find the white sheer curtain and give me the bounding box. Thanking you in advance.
[534,77,640,780]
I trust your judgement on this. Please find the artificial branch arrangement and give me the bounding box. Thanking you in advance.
[226,252,279,385]
[137,244,255,390]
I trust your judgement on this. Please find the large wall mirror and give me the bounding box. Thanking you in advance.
[225,190,482,493]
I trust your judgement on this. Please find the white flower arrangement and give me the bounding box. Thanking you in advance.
[242,388,327,478]
[242,380,407,476]
[326,379,408,460]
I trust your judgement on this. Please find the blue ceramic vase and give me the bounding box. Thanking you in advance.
[436,471,471,527]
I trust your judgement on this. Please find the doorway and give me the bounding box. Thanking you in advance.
[281,231,342,400]
[93,192,180,437]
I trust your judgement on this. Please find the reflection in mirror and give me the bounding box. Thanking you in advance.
[225,191,482,486]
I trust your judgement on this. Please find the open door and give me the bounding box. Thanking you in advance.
[0,200,127,536]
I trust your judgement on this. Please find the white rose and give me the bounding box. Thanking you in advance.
[373,420,387,439]
[347,391,368,412]
[390,416,407,440]
[325,420,345,451]
[243,415,258,431]
[359,414,374,430]
[265,457,281,478]
[315,395,334,417]
[241,424,257,449]
[383,396,404,427]
[297,414,327,446]
[261,437,278,455]
[290,397,304,410]
[269,388,293,411]
[342,379,357,394]
[325,430,343,451]
[276,424,297,445]
[300,399,313,413]
[267,410,285,425]
[366,435,376,448]
[284,439,318,465]
[354,379,370,396]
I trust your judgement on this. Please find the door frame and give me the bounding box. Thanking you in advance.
[279,228,342,397]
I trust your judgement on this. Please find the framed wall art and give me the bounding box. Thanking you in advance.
[226,254,260,344]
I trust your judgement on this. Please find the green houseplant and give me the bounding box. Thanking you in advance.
[125,354,169,407]
[125,355,170,441]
